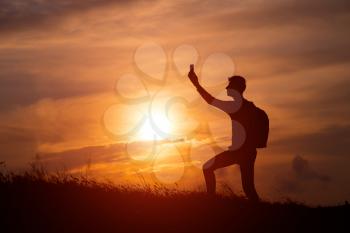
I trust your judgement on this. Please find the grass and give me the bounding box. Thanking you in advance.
[0,163,348,233]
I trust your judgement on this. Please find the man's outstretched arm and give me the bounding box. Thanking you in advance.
[188,70,234,113]
[188,71,216,104]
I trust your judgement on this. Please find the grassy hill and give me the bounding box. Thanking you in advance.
[0,165,348,233]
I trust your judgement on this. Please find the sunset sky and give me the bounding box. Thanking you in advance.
[0,0,349,205]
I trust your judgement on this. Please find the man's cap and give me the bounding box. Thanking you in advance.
[227,75,246,93]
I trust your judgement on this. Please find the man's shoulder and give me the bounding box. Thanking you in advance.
[243,99,256,109]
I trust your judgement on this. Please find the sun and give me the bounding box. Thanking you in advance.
[136,112,172,141]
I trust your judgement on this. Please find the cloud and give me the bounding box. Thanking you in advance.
[0,126,38,145]
[254,67,350,158]
[292,155,330,181]
[0,69,109,111]
[0,93,118,168]
[276,155,330,195]
[268,72,350,116]
[273,77,350,120]
[271,125,350,157]
[208,0,350,29]
[0,126,38,167]
[39,143,128,171]
[0,45,132,111]
[0,0,145,33]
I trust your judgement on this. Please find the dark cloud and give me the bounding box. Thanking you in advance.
[211,0,350,29]
[0,47,120,111]
[0,126,36,145]
[0,71,108,111]
[0,73,38,110]
[0,0,146,33]
[39,142,135,171]
[150,0,350,79]
[229,1,349,69]
[229,39,350,80]
[262,78,350,160]
[292,155,330,181]
[276,155,330,194]
[272,125,350,157]
[271,78,350,125]
[0,126,37,167]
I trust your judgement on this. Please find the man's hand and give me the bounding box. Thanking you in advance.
[187,64,215,104]
[188,69,199,87]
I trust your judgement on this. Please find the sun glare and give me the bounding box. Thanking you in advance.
[137,112,172,141]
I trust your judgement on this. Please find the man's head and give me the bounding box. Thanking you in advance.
[226,75,246,97]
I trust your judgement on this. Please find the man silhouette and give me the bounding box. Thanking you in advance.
[188,66,266,202]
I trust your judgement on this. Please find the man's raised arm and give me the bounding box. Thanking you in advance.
[188,70,215,104]
[188,68,234,113]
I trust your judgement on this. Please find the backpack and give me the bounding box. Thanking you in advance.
[252,106,269,148]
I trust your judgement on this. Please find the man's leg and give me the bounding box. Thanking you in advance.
[240,155,260,202]
[202,151,238,195]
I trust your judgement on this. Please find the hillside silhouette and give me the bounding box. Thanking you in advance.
[0,164,348,233]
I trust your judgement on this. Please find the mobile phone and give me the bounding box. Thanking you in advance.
[190,64,194,72]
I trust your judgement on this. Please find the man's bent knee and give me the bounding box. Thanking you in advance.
[202,157,216,172]
[202,165,211,175]
[202,161,214,173]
